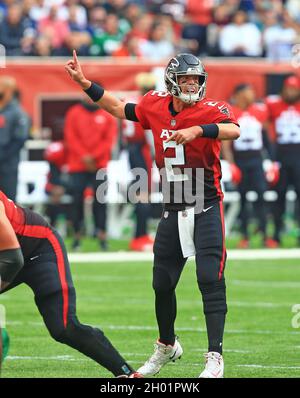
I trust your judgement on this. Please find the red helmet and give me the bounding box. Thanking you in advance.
[44,141,66,168]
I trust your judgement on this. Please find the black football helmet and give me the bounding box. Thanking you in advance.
[164,53,207,104]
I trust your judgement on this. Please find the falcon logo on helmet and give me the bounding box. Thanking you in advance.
[164,53,208,104]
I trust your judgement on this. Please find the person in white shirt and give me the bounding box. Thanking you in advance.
[263,10,298,61]
[219,10,262,57]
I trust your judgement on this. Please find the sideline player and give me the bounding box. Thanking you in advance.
[0,190,139,378]
[65,51,240,378]
[222,84,278,248]
[266,75,300,246]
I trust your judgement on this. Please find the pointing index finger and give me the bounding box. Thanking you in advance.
[73,49,78,64]
[165,132,177,143]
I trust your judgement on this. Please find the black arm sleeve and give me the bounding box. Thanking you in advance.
[0,248,24,285]
[219,120,240,127]
[125,103,139,122]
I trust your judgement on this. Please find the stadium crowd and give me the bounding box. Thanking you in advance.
[0,0,299,60]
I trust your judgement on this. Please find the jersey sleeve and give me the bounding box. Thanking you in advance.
[134,92,152,130]
[208,101,239,125]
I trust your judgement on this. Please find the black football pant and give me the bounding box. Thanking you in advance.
[1,229,133,376]
[153,202,227,354]
[236,158,268,239]
[69,172,106,235]
[273,156,300,243]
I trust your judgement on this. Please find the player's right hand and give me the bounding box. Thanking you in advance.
[65,50,90,89]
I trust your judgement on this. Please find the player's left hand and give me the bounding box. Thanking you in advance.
[164,126,200,145]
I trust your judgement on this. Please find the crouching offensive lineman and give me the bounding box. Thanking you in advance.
[65,51,240,377]
[0,190,139,378]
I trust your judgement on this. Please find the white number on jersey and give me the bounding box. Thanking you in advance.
[233,114,263,151]
[275,109,300,144]
[163,141,189,182]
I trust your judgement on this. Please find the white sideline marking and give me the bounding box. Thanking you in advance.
[72,275,300,290]
[231,280,300,289]
[237,364,300,370]
[6,356,300,371]
[68,249,300,263]
[6,321,298,334]
[7,355,87,362]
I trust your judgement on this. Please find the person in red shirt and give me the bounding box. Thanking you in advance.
[65,51,240,378]
[182,0,214,55]
[121,72,156,252]
[0,196,24,372]
[0,190,141,378]
[64,97,117,250]
[222,84,278,248]
[266,75,300,246]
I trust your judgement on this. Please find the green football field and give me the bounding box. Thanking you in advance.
[1,255,300,378]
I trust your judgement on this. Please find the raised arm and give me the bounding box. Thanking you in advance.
[65,50,128,119]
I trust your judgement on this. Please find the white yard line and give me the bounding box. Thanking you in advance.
[68,249,300,263]
[5,321,299,334]
[6,356,300,371]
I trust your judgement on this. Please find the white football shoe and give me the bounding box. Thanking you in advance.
[137,337,183,376]
[199,352,224,378]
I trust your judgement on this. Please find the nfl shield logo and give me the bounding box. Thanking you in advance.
[171,119,176,127]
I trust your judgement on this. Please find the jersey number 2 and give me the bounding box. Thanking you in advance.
[163,141,189,182]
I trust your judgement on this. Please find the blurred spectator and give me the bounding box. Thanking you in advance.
[56,0,88,29]
[0,76,29,201]
[286,0,300,23]
[123,2,143,27]
[29,0,49,23]
[65,4,91,56]
[64,97,118,251]
[266,76,300,246]
[0,3,29,56]
[182,0,214,55]
[87,5,107,37]
[102,0,131,34]
[30,34,53,56]
[112,34,142,57]
[219,10,262,56]
[139,21,175,61]
[207,2,233,56]
[263,10,298,61]
[38,4,70,55]
[127,13,153,41]
[89,12,125,56]
[222,84,278,248]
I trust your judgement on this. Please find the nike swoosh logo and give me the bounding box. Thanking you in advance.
[170,348,178,360]
[202,206,213,213]
[30,255,39,261]
[212,370,222,377]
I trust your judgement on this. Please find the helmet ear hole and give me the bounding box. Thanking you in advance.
[199,76,205,85]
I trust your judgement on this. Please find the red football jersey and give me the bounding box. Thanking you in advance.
[231,103,268,154]
[135,90,237,207]
[266,96,300,153]
[0,190,50,258]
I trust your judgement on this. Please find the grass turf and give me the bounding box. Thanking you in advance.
[1,257,300,378]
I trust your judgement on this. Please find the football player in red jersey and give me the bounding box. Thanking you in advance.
[222,84,278,249]
[0,190,140,377]
[0,199,24,373]
[65,51,240,378]
[266,75,300,246]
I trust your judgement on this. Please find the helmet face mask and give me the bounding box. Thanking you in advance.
[165,53,208,104]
